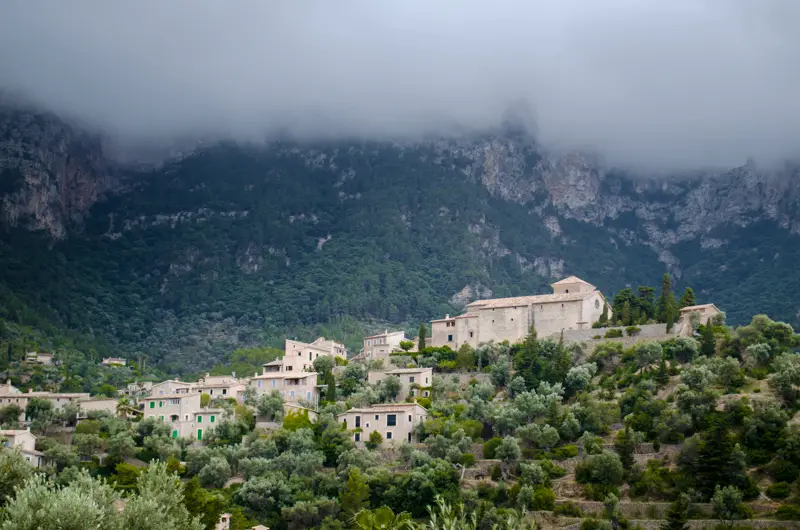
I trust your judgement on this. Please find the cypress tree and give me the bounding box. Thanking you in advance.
[655,358,669,386]
[622,301,631,326]
[614,426,636,471]
[599,303,609,326]
[661,494,691,530]
[417,323,427,352]
[324,371,337,402]
[678,287,696,309]
[657,273,677,325]
[701,323,716,357]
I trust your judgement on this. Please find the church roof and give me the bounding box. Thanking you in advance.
[551,276,595,288]
[467,291,595,309]
[679,303,720,312]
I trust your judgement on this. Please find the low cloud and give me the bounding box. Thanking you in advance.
[2,0,800,169]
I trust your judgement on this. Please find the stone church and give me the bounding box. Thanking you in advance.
[430,276,611,349]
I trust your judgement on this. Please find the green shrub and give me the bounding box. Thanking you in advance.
[554,501,583,517]
[483,437,503,459]
[752,388,761,393]
[460,453,476,468]
[581,518,608,530]
[593,335,602,340]
[583,483,618,501]
[490,464,502,481]
[538,458,567,478]
[766,482,792,499]
[530,486,556,510]
[477,481,497,501]
[776,505,800,521]
[625,326,641,337]
[549,445,579,460]
[414,397,432,409]
[605,329,623,339]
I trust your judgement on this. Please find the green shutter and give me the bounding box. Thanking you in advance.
[197,415,202,423]
[197,429,202,441]
[210,415,215,423]
[149,402,154,409]
[172,430,178,439]
[158,401,163,408]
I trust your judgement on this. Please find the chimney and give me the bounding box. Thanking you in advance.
[445,314,449,319]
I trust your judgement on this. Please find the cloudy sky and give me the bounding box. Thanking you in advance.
[1,0,799,169]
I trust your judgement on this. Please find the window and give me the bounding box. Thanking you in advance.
[409,376,415,383]
[355,433,360,442]
[387,414,397,426]
[286,366,292,371]
[172,430,178,439]
[447,334,453,341]
[290,391,295,397]
[169,399,180,405]
[408,432,412,443]
[355,416,361,428]
[309,352,312,360]
[197,415,202,422]
[375,414,379,420]
[149,402,155,409]
[209,389,213,395]
[258,380,262,388]
[366,422,370,428]
[595,299,600,309]
[272,380,276,387]
[367,340,371,345]
[170,415,178,421]
[298,351,301,356]
[469,331,474,338]
[222,389,227,395]
[158,401,163,408]
[566,289,569,293]
[197,429,203,441]
[306,391,311,400]
[210,415,215,423]
[160,415,164,421]
[185,415,189,421]
[408,415,412,422]
[386,432,392,440]
[425,377,429,384]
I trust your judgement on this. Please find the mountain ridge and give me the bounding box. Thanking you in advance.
[1,103,799,370]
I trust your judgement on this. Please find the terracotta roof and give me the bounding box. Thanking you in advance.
[385,368,431,374]
[551,275,594,287]
[679,303,720,312]
[454,312,479,319]
[0,429,34,437]
[263,359,283,366]
[466,291,595,309]
[364,330,406,340]
[284,372,317,379]
[430,316,456,323]
[340,403,429,415]
[140,393,197,400]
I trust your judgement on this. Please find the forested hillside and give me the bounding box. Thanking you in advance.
[2,105,800,370]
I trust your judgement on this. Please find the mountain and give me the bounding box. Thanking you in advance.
[1,103,799,371]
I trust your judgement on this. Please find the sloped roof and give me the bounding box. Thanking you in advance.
[679,303,720,312]
[466,291,595,309]
[551,275,595,287]
[340,402,428,415]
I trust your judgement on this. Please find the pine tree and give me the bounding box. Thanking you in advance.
[678,287,696,309]
[417,324,427,352]
[661,494,691,530]
[701,323,716,357]
[339,468,370,516]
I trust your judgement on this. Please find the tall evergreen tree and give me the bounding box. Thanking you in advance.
[324,371,337,402]
[678,287,696,309]
[621,301,631,326]
[417,324,427,352]
[637,286,656,321]
[598,303,609,326]
[700,323,716,357]
[657,273,677,325]
[661,494,691,530]
[614,426,636,471]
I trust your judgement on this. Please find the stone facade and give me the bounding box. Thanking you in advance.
[250,368,320,407]
[283,337,346,372]
[338,403,428,446]
[0,428,44,467]
[431,276,611,348]
[0,385,91,422]
[368,368,433,401]
[140,392,225,441]
[362,330,408,361]
[675,303,723,336]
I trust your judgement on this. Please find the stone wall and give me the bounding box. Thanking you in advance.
[561,323,669,343]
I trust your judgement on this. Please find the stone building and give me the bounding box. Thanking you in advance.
[283,337,347,372]
[337,403,428,446]
[139,392,225,441]
[368,367,433,401]
[249,363,321,407]
[675,303,723,336]
[362,330,408,361]
[0,428,44,467]
[431,276,610,349]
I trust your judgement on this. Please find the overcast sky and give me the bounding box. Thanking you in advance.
[1,0,799,169]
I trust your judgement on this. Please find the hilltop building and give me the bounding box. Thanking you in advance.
[337,403,428,446]
[362,330,409,361]
[139,392,225,441]
[368,367,432,401]
[0,428,44,467]
[283,337,347,372]
[24,352,54,365]
[431,276,611,349]
[101,357,127,367]
[0,383,116,422]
